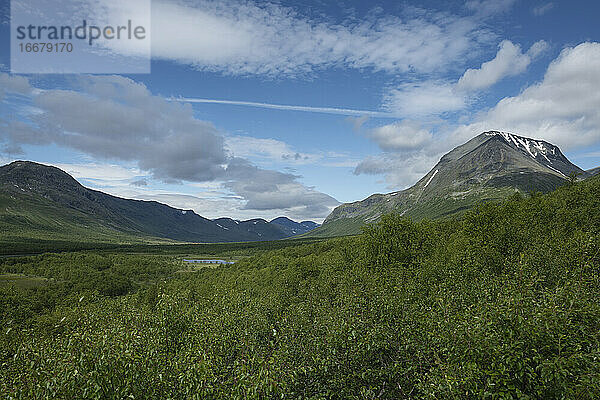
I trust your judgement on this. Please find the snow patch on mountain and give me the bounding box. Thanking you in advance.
[546,165,567,177]
[485,131,556,163]
[424,169,439,189]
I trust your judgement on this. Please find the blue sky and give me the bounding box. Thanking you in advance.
[1,0,600,222]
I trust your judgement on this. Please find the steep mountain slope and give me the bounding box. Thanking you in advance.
[0,161,315,244]
[270,217,320,236]
[213,217,293,241]
[588,167,600,176]
[310,131,586,237]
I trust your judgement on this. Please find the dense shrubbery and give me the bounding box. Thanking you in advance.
[1,178,600,398]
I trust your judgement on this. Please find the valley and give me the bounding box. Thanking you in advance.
[2,171,599,397]
[2,2,600,396]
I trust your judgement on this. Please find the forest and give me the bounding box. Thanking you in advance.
[1,176,599,398]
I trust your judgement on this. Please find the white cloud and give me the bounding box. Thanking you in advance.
[347,116,370,131]
[225,135,360,169]
[0,73,32,100]
[0,75,339,219]
[381,39,547,118]
[359,42,600,190]
[141,0,495,76]
[460,42,600,150]
[466,0,517,18]
[225,135,319,164]
[354,152,443,189]
[223,158,339,216]
[457,40,548,91]
[532,3,554,16]
[28,79,228,183]
[131,192,332,223]
[354,121,465,190]
[367,121,433,152]
[383,81,466,117]
[52,162,143,183]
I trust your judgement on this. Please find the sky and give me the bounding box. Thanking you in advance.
[1,0,600,223]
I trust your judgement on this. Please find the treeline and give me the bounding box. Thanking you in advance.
[1,177,600,398]
[0,235,323,256]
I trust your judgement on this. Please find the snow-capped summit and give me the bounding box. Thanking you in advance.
[317,131,587,236]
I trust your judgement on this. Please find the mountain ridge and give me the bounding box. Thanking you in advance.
[270,216,321,236]
[309,131,587,237]
[588,166,600,176]
[0,161,318,244]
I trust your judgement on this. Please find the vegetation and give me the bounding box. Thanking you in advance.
[312,131,585,238]
[0,162,318,246]
[1,177,600,398]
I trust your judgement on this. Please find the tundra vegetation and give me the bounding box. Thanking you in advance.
[1,176,599,398]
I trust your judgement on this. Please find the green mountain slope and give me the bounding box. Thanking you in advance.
[0,161,315,249]
[213,218,298,241]
[309,131,586,237]
[4,174,600,398]
[269,217,319,236]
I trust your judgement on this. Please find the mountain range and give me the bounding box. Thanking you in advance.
[0,161,318,245]
[2,131,598,245]
[308,131,596,237]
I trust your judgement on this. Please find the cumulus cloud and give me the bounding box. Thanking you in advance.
[225,136,318,164]
[17,77,228,182]
[223,158,339,216]
[354,152,443,189]
[457,40,548,91]
[354,120,460,189]
[367,120,433,152]
[359,42,600,190]
[383,82,466,117]
[457,42,600,150]
[0,75,338,219]
[138,0,496,76]
[382,39,547,118]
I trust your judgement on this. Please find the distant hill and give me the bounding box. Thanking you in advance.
[309,131,588,237]
[270,217,320,236]
[588,166,600,176]
[0,161,317,246]
[213,217,317,241]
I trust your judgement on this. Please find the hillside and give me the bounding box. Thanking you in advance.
[2,172,599,398]
[588,166,600,176]
[0,161,317,250]
[213,217,299,241]
[270,217,320,236]
[310,131,587,237]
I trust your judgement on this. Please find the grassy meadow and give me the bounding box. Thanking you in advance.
[1,177,600,398]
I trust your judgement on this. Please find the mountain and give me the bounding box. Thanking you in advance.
[213,217,294,241]
[300,221,319,229]
[0,161,316,245]
[310,131,587,237]
[588,167,600,176]
[210,217,320,241]
[269,217,320,236]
